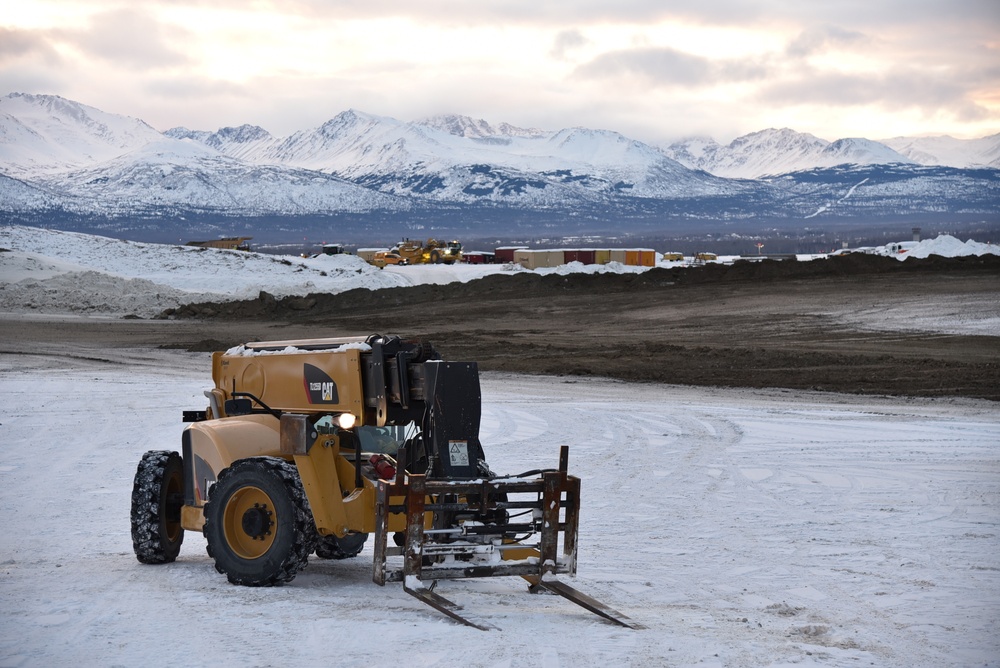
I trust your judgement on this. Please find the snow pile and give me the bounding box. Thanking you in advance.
[0,225,996,317]
[903,234,998,259]
[536,259,648,276]
[0,225,408,295]
[0,226,654,317]
[0,267,221,318]
[0,226,411,316]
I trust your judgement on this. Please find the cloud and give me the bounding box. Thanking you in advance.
[575,47,768,87]
[785,25,867,58]
[240,0,693,25]
[0,67,68,97]
[0,28,46,60]
[144,77,253,103]
[3,0,996,142]
[0,27,62,66]
[58,8,192,70]
[550,29,589,60]
[756,66,998,122]
[221,0,999,32]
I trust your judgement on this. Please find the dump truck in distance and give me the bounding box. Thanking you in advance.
[393,238,463,264]
[130,334,638,629]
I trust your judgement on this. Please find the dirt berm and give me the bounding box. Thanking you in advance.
[148,253,1000,401]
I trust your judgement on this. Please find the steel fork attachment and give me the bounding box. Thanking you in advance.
[372,447,641,630]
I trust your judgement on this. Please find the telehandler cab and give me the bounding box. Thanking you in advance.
[130,334,639,629]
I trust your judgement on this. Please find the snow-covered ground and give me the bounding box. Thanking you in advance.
[820,294,1000,337]
[0,225,995,319]
[1,226,998,666]
[0,348,997,667]
[903,235,999,259]
[0,226,653,317]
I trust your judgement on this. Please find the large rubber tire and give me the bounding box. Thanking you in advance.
[131,450,185,564]
[314,532,368,560]
[203,457,316,586]
[429,250,441,264]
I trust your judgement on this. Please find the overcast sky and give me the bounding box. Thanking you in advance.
[2,1,998,144]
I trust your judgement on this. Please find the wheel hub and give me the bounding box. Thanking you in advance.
[241,503,273,540]
[221,485,278,560]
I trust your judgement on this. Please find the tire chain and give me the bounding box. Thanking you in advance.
[314,533,368,560]
[204,456,317,586]
[130,450,183,564]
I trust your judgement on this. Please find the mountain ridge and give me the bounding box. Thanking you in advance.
[1,93,997,243]
[5,93,997,180]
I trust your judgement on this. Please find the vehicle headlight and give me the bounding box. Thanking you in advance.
[336,412,356,429]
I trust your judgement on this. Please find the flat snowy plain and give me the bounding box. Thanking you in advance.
[1,227,998,667]
[2,350,998,668]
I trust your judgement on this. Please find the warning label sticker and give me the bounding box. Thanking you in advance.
[448,440,470,467]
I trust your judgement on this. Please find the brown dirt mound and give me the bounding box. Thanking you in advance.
[3,254,994,400]
[141,254,1000,401]
[158,253,1000,322]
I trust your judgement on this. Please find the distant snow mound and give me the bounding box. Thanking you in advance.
[539,260,647,277]
[0,270,219,317]
[905,235,999,259]
[0,225,410,316]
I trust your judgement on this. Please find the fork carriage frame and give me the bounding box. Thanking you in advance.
[367,445,640,630]
[372,448,580,586]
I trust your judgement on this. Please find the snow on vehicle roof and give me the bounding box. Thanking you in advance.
[235,336,373,355]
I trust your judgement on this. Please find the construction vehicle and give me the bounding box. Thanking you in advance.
[186,237,252,251]
[393,238,463,264]
[319,243,346,256]
[130,335,639,630]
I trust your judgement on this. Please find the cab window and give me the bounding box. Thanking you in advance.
[354,423,418,455]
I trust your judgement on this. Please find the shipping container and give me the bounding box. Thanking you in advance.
[543,250,565,267]
[513,249,538,269]
[594,249,611,265]
[495,246,529,263]
[356,248,385,263]
[462,251,495,264]
[513,249,565,269]
[564,249,597,264]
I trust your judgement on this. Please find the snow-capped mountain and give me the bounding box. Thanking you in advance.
[663,128,915,179]
[175,109,733,203]
[165,124,275,161]
[415,114,545,139]
[759,162,1000,220]
[0,172,67,211]
[880,134,1000,169]
[0,97,398,216]
[0,93,164,177]
[28,138,402,216]
[0,93,997,243]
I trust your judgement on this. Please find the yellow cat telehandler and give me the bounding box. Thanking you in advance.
[130,334,639,630]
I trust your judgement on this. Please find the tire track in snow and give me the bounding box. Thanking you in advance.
[3,364,997,666]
